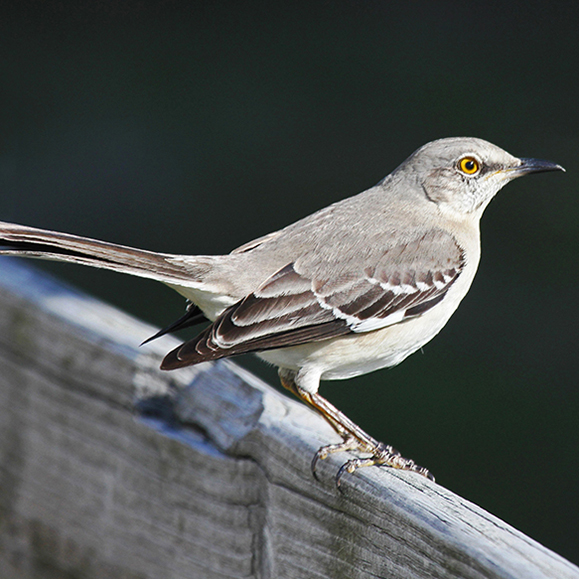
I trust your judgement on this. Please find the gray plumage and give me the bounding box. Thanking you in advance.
[0,136,564,483]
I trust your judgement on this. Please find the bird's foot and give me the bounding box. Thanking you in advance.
[312,438,434,489]
[278,373,434,488]
[334,442,435,488]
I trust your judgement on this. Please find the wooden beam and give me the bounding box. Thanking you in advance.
[0,258,577,579]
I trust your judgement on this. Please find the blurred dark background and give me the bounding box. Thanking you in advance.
[1,0,578,565]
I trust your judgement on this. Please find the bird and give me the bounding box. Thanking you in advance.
[0,137,564,486]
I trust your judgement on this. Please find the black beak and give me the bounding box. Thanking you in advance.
[516,158,566,175]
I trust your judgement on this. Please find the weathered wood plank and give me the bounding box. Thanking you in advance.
[0,258,577,579]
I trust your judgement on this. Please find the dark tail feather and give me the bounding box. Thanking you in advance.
[141,303,208,345]
[0,220,200,286]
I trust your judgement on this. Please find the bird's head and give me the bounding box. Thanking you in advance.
[404,137,564,216]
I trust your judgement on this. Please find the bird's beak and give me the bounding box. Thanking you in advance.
[494,157,565,182]
[512,157,566,176]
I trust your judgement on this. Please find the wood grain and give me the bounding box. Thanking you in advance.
[0,258,577,579]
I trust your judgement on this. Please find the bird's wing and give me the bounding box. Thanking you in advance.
[161,230,465,369]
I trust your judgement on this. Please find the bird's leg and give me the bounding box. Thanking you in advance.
[278,375,360,481]
[279,372,434,487]
[278,371,350,438]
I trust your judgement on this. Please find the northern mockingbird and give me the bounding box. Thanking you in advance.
[0,137,564,485]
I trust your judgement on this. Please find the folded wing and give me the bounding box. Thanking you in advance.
[162,230,465,369]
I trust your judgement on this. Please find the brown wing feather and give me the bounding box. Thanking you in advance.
[161,233,465,370]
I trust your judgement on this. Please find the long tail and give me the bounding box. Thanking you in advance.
[0,220,206,288]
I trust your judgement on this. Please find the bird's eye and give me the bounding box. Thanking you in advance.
[458,156,481,175]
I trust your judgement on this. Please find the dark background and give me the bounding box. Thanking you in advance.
[1,0,578,565]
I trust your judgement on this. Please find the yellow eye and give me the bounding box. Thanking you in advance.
[458,156,480,175]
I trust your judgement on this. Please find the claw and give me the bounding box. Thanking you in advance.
[412,464,435,482]
[335,460,357,489]
[311,447,328,481]
[311,436,363,481]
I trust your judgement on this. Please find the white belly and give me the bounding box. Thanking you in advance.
[258,255,478,384]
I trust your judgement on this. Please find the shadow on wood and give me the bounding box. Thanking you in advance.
[0,258,577,579]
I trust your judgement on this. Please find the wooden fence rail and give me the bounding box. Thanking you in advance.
[0,258,577,579]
